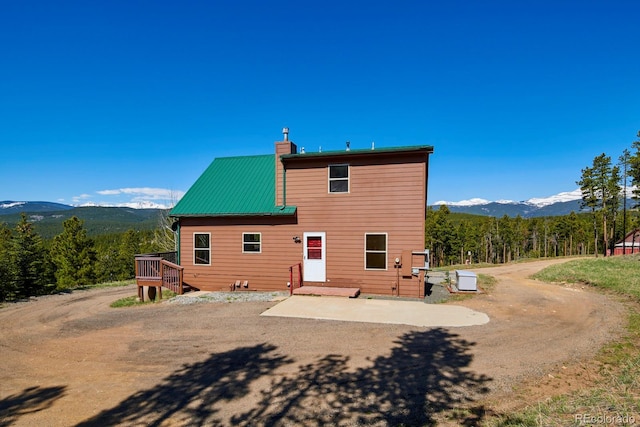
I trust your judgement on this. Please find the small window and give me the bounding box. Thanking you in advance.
[194,233,211,265]
[329,164,349,193]
[307,236,322,259]
[365,233,387,270]
[243,233,261,253]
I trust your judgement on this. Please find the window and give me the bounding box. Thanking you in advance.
[365,233,387,270]
[243,233,261,253]
[306,236,322,259]
[329,164,349,193]
[194,233,211,265]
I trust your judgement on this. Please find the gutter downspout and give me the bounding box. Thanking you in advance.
[176,223,181,264]
[171,218,181,264]
[282,161,287,208]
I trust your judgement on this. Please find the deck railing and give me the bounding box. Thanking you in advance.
[154,251,177,264]
[134,252,184,296]
[161,260,184,295]
[135,256,162,285]
[289,263,303,296]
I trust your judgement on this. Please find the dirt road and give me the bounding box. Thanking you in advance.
[0,258,625,426]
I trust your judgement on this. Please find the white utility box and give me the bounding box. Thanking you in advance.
[455,270,477,291]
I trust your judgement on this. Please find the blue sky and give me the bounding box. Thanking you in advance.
[1,1,639,208]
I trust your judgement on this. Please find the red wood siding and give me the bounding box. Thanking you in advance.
[179,216,301,292]
[285,155,427,296]
[178,151,430,297]
[613,247,640,255]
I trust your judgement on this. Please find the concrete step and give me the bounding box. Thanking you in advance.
[292,286,360,298]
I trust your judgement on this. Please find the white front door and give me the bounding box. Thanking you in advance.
[303,232,326,282]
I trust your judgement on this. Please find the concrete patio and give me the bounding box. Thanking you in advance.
[261,295,490,327]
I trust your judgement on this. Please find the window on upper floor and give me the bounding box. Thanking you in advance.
[194,233,211,265]
[243,232,262,253]
[329,164,349,193]
[365,233,387,270]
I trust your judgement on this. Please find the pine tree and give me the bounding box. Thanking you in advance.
[0,223,13,301]
[50,216,97,289]
[95,246,119,283]
[10,214,49,299]
[623,131,640,253]
[425,205,454,267]
[630,131,640,208]
[577,154,620,256]
[117,229,141,280]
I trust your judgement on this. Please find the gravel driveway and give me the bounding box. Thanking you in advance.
[0,258,625,426]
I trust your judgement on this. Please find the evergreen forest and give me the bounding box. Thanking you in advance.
[427,130,640,267]
[0,211,175,302]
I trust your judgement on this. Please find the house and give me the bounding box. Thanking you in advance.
[168,129,434,297]
[612,229,640,255]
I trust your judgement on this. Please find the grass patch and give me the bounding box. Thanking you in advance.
[439,272,497,302]
[478,273,498,292]
[487,362,640,426]
[110,289,177,308]
[72,279,135,291]
[110,296,145,308]
[483,254,640,426]
[531,254,640,300]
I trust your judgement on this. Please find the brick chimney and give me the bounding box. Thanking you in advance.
[275,128,297,206]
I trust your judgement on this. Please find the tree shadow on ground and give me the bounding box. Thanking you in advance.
[75,329,491,426]
[75,343,291,426]
[234,329,491,426]
[0,385,67,427]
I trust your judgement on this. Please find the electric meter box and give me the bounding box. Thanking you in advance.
[455,270,477,291]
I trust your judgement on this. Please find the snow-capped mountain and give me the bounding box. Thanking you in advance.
[435,189,582,209]
[432,189,605,217]
[1,200,170,215]
[75,200,169,209]
[526,189,583,207]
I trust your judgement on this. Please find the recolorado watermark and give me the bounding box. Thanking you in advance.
[575,413,636,425]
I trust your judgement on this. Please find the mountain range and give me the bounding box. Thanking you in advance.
[0,201,165,239]
[434,189,637,217]
[0,201,75,214]
[2,190,637,225]
[434,199,587,217]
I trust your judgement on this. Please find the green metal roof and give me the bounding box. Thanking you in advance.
[170,154,296,217]
[280,144,433,161]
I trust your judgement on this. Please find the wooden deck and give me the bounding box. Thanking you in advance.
[292,286,360,298]
[135,253,186,300]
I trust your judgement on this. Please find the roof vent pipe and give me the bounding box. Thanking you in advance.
[282,127,289,141]
[346,141,350,151]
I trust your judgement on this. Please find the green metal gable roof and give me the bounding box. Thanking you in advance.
[170,154,296,217]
